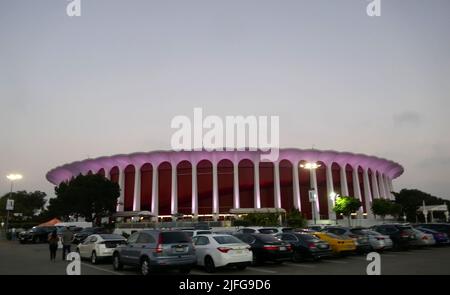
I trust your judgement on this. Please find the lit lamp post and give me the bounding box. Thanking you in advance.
[5,174,23,235]
[330,192,339,225]
[300,162,321,225]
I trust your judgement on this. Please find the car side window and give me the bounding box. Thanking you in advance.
[127,232,139,244]
[194,236,210,246]
[90,236,98,243]
[137,233,154,244]
[242,228,255,234]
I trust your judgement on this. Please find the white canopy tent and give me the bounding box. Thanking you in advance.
[417,203,449,223]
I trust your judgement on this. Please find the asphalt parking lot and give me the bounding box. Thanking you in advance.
[1,240,450,275]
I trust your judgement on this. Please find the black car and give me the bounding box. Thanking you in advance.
[19,226,56,244]
[415,223,450,237]
[275,232,332,262]
[371,224,416,249]
[73,227,107,244]
[233,233,293,264]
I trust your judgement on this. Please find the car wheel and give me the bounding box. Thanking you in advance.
[112,253,123,271]
[179,267,191,275]
[204,256,216,273]
[140,257,151,276]
[91,251,97,264]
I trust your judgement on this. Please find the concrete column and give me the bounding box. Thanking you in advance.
[192,164,198,217]
[340,165,349,196]
[326,164,336,221]
[151,167,159,218]
[117,168,125,212]
[389,178,394,195]
[383,175,391,200]
[310,168,320,220]
[254,160,261,208]
[233,163,240,209]
[212,162,219,219]
[133,167,141,211]
[352,168,363,216]
[371,170,380,199]
[171,164,178,215]
[274,162,281,208]
[292,163,301,211]
[363,168,374,219]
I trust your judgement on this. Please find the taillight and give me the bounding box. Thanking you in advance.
[422,236,428,240]
[286,244,292,251]
[155,234,163,253]
[217,247,231,253]
[263,245,279,251]
[376,237,384,241]
[307,242,317,249]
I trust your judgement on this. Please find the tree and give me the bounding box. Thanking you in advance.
[285,209,307,228]
[371,199,392,221]
[47,174,120,224]
[333,196,361,226]
[0,191,46,219]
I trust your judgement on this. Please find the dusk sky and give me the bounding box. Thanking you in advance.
[1,0,449,201]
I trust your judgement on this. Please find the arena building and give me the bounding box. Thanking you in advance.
[46,149,403,222]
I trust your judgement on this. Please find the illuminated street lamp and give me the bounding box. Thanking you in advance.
[5,174,23,235]
[300,162,320,224]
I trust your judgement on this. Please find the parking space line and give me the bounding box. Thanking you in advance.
[81,262,124,275]
[285,263,316,268]
[247,267,277,274]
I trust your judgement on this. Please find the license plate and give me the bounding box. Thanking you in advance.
[175,247,185,252]
[236,250,242,254]
[279,246,286,251]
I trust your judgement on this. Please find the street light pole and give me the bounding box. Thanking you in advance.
[5,174,23,236]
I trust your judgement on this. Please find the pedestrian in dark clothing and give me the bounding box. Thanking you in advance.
[61,228,74,260]
[48,231,58,262]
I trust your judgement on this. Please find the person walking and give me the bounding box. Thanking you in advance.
[48,230,58,262]
[61,227,74,260]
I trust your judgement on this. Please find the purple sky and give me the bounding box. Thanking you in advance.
[1,0,449,201]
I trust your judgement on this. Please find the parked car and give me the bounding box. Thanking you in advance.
[322,227,371,253]
[312,232,356,255]
[236,227,293,234]
[371,224,416,249]
[73,227,107,244]
[18,226,56,244]
[112,230,196,275]
[416,227,450,245]
[275,232,332,262]
[192,234,252,273]
[415,223,450,237]
[233,233,293,264]
[76,234,127,264]
[362,229,393,251]
[410,228,436,247]
[181,229,213,237]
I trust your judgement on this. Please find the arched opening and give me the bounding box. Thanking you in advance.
[298,160,312,219]
[259,162,274,208]
[238,159,254,208]
[218,159,234,214]
[140,163,153,211]
[346,164,355,198]
[158,162,172,216]
[124,165,135,212]
[109,167,119,183]
[358,167,367,213]
[279,160,294,212]
[317,161,328,219]
[177,161,192,215]
[97,168,105,177]
[87,170,93,175]
[331,163,341,195]
[197,160,213,215]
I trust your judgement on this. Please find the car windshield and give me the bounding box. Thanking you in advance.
[196,231,212,235]
[323,233,344,240]
[160,232,190,243]
[213,236,243,244]
[363,230,381,236]
[256,234,280,242]
[297,234,320,242]
[259,228,277,234]
[99,234,124,240]
[350,229,365,235]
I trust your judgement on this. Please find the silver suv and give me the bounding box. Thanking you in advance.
[112,230,196,275]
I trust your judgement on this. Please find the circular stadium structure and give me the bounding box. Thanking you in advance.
[46,149,403,221]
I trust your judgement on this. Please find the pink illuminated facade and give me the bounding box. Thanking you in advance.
[46,149,403,221]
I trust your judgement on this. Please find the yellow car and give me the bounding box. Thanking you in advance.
[313,232,356,254]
